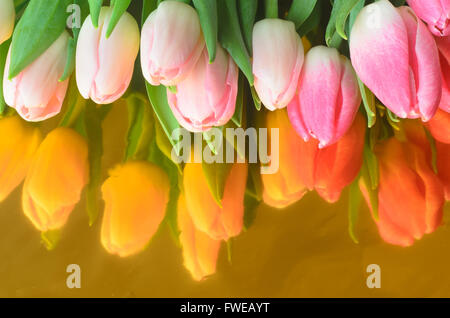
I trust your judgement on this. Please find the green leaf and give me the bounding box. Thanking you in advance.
[237,0,257,55]
[59,78,86,128]
[357,77,376,128]
[348,176,362,244]
[297,0,321,37]
[9,0,71,79]
[193,0,218,62]
[217,0,253,85]
[145,82,181,153]
[231,73,244,127]
[0,39,11,115]
[14,0,29,12]
[325,0,360,47]
[88,0,103,27]
[250,85,261,111]
[106,0,132,38]
[287,0,317,30]
[243,163,262,230]
[41,229,61,251]
[349,0,365,32]
[202,161,233,207]
[141,0,158,25]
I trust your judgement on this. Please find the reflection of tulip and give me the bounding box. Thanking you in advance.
[288,46,361,148]
[427,108,450,144]
[101,161,170,257]
[0,0,14,45]
[350,0,441,121]
[183,162,247,240]
[262,109,308,208]
[167,45,238,132]
[76,7,140,104]
[361,122,444,247]
[0,116,41,202]
[406,0,450,36]
[141,0,204,86]
[436,141,450,200]
[434,36,450,113]
[3,31,70,121]
[178,194,221,281]
[252,19,304,110]
[22,128,89,232]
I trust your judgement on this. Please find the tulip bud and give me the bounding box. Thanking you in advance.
[350,0,442,121]
[361,122,444,247]
[288,46,361,148]
[427,108,450,144]
[101,161,170,257]
[183,162,248,240]
[434,35,450,113]
[167,44,238,132]
[406,0,450,36]
[436,141,450,200]
[3,31,70,121]
[141,0,204,86]
[22,128,89,232]
[0,116,41,202]
[261,109,308,208]
[76,7,140,104]
[178,194,221,281]
[252,19,304,110]
[0,0,14,45]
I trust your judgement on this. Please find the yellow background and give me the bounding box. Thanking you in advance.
[1,102,449,298]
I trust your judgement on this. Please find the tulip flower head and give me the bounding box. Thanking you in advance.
[436,141,450,201]
[407,0,450,36]
[178,194,221,281]
[288,46,361,148]
[167,44,238,132]
[0,0,14,45]
[3,31,70,121]
[252,19,305,111]
[434,35,450,113]
[350,0,442,121]
[427,108,450,144]
[141,0,205,86]
[76,7,140,104]
[22,128,89,232]
[101,161,170,257]
[183,162,248,241]
[0,116,41,202]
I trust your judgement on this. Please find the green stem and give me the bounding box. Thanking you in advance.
[265,0,278,19]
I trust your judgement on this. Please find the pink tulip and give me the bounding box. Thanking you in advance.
[3,31,69,122]
[0,0,14,45]
[76,7,140,104]
[407,0,450,36]
[252,19,304,111]
[141,0,204,86]
[350,0,442,121]
[434,35,450,113]
[287,46,361,148]
[167,44,238,132]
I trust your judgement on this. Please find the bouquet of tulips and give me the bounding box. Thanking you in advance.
[0,0,449,281]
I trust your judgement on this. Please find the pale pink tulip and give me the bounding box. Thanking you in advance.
[350,0,442,121]
[167,45,238,132]
[76,7,140,104]
[3,31,69,122]
[252,19,304,111]
[141,0,204,86]
[287,46,361,148]
[407,0,450,36]
[434,36,450,113]
[0,0,14,45]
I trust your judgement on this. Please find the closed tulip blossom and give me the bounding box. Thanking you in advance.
[141,0,204,86]
[0,116,41,202]
[407,0,450,36]
[3,31,70,121]
[427,108,450,144]
[361,121,444,247]
[434,36,450,113]
[101,161,170,257]
[183,161,248,241]
[350,0,442,121]
[0,0,14,45]
[167,44,238,132]
[252,19,304,110]
[288,46,361,148]
[436,141,450,200]
[76,7,140,104]
[22,128,89,232]
[178,194,221,281]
